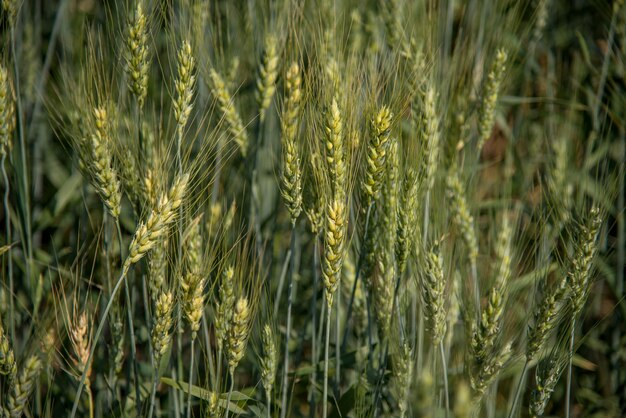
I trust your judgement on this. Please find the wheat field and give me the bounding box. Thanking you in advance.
[0,0,624,417]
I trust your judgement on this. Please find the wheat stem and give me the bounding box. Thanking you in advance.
[11,27,34,291]
[116,220,141,414]
[280,226,297,418]
[309,235,320,415]
[186,338,195,418]
[71,263,130,418]
[507,359,529,418]
[565,320,575,418]
[440,341,450,418]
[342,202,373,349]
[1,154,14,342]
[323,300,332,418]
[225,372,235,418]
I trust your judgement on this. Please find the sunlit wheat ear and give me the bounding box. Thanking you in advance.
[4,355,42,418]
[70,311,92,387]
[280,62,303,224]
[260,324,277,402]
[89,107,122,219]
[0,65,14,157]
[418,85,440,192]
[568,206,602,316]
[477,48,507,150]
[392,343,413,418]
[324,97,346,196]
[0,319,17,381]
[421,245,447,345]
[125,1,149,108]
[207,68,249,156]
[173,40,196,132]
[396,168,419,274]
[322,198,348,308]
[181,272,206,340]
[216,266,235,351]
[127,172,190,265]
[151,290,174,363]
[530,355,566,417]
[446,167,478,264]
[363,105,393,207]
[255,34,279,123]
[227,297,251,375]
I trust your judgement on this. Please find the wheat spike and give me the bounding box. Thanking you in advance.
[125,1,149,108]
[0,65,14,157]
[4,355,42,418]
[227,297,251,375]
[208,67,249,156]
[181,272,206,340]
[0,320,16,381]
[280,62,303,224]
[324,96,346,196]
[421,245,447,345]
[70,311,92,387]
[173,40,196,132]
[396,168,419,274]
[418,85,440,192]
[530,356,566,417]
[363,105,394,206]
[260,324,277,401]
[127,172,189,265]
[215,266,236,352]
[446,167,478,263]
[152,290,174,362]
[392,343,414,418]
[89,107,122,218]
[568,206,602,316]
[477,48,507,150]
[255,34,280,123]
[322,198,348,307]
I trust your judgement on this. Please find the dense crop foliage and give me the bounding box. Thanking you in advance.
[0,1,624,417]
